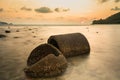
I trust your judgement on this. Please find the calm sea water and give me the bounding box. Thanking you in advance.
[0,25,120,80]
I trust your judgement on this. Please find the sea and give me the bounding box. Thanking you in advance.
[0,25,120,80]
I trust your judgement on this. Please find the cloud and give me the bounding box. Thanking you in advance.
[35,7,52,13]
[21,6,32,11]
[115,0,120,2]
[54,8,70,12]
[63,8,70,12]
[0,8,3,12]
[111,6,120,11]
[98,0,120,3]
[100,0,108,3]
[54,8,60,12]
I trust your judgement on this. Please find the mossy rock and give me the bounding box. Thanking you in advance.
[48,33,90,57]
[25,44,67,78]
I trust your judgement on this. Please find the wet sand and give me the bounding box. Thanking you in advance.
[0,25,120,80]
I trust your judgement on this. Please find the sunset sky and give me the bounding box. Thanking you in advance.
[0,0,120,24]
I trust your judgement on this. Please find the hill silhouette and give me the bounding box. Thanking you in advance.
[0,21,13,26]
[92,12,120,24]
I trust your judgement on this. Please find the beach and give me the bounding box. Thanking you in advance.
[0,25,120,80]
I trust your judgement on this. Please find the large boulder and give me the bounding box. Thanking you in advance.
[48,33,90,57]
[24,44,67,78]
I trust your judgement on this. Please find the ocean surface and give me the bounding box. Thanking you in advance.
[0,25,120,80]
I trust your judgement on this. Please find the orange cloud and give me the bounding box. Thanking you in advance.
[0,8,3,12]
[54,8,70,12]
[21,6,32,11]
[35,7,52,13]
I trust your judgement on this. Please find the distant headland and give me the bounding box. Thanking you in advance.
[92,12,120,24]
[0,21,13,26]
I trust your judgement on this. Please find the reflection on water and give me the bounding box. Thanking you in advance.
[0,25,120,80]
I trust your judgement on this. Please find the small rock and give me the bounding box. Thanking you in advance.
[5,30,11,33]
[33,36,36,38]
[96,32,99,33]
[0,34,7,38]
[16,30,20,32]
[40,38,43,40]
[13,36,20,38]
[8,26,10,29]
[29,29,32,30]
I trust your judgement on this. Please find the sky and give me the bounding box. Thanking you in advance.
[0,0,120,25]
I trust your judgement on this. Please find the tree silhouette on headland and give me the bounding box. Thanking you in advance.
[92,12,120,24]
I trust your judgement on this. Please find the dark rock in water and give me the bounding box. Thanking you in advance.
[33,36,36,38]
[16,30,19,32]
[48,33,90,57]
[0,34,6,38]
[13,36,20,38]
[40,38,43,40]
[96,32,99,33]
[29,29,32,30]
[25,44,67,78]
[5,30,11,33]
